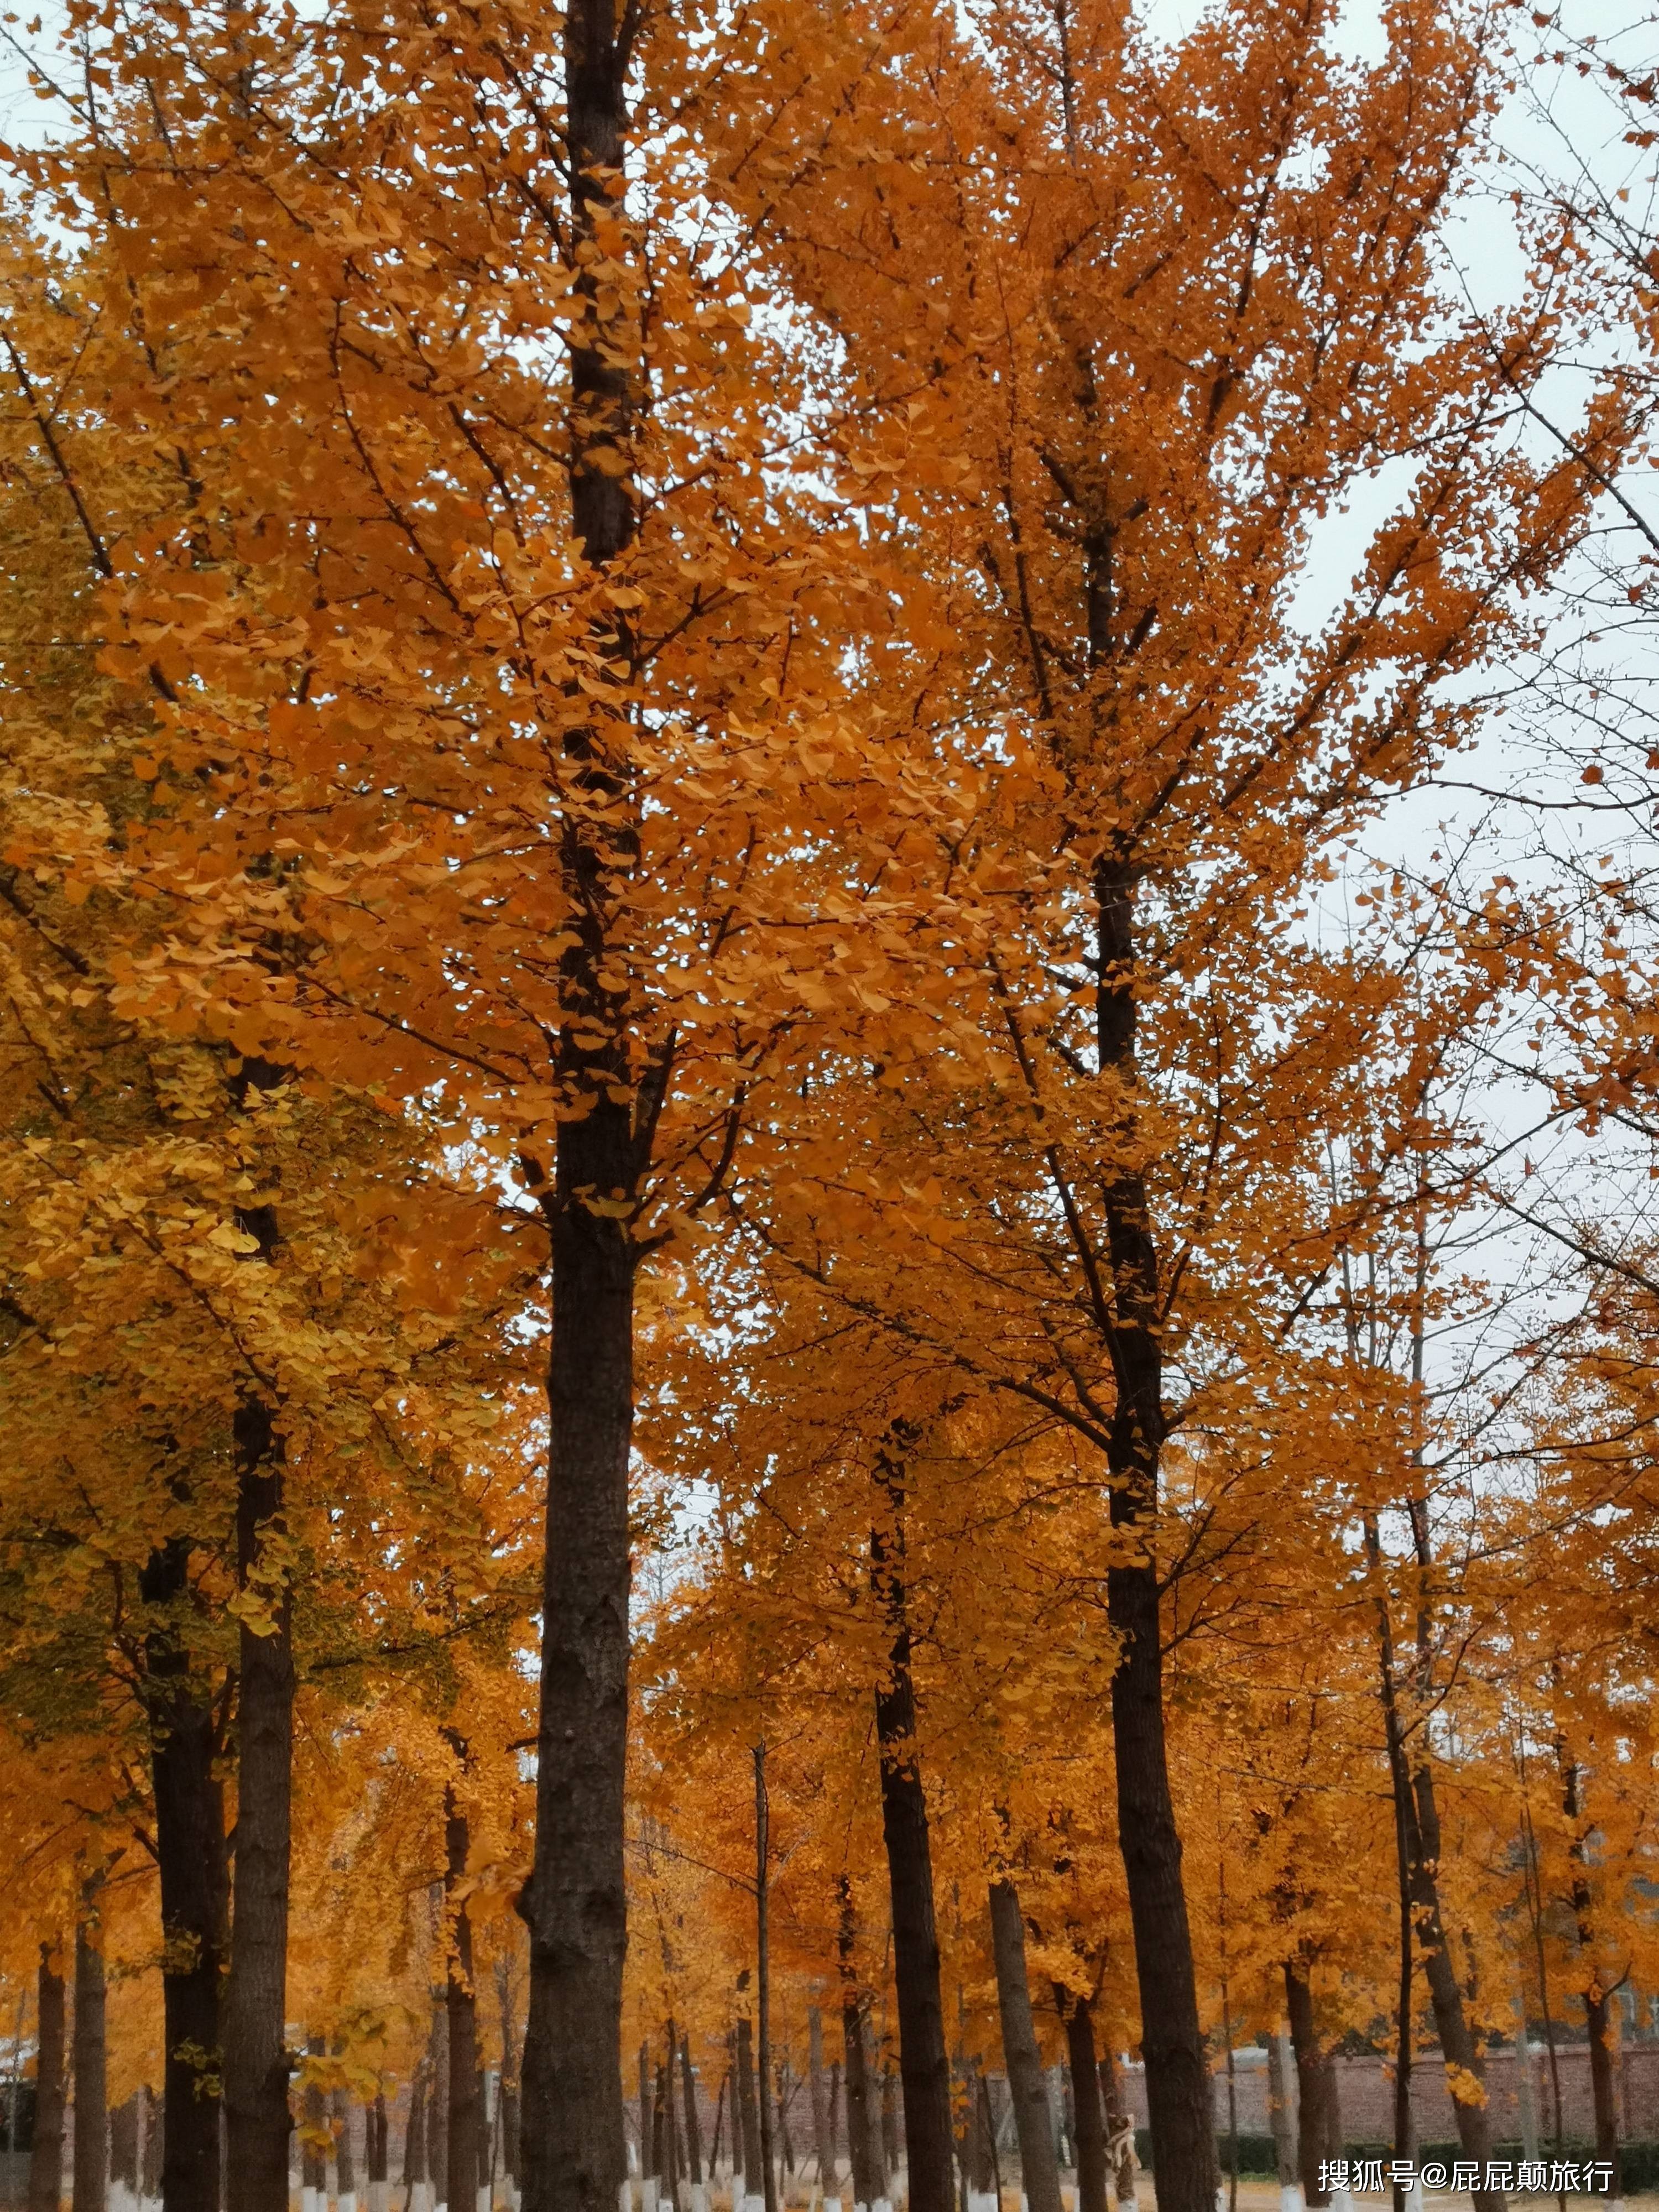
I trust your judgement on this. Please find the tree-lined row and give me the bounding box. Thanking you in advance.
[3,1,1657,2210]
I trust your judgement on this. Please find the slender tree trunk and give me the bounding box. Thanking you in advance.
[142,1534,227,2212]
[1563,1760,1623,2200]
[754,1750,778,2212]
[1284,1964,1335,2212]
[73,1910,108,2212]
[335,2091,358,2211]
[29,1944,65,2212]
[738,2017,763,2208]
[1093,861,1216,2212]
[514,0,641,2202]
[870,1434,953,2212]
[1062,2002,1107,2212]
[113,2093,142,2207]
[810,2012,832,2197]
[1362,1515,1501,2212]
[404,2060,430,2206]
[879,2070,899,2192]
[223,1380,294,2212]
[1267,2031,1300,2211]
[987,1886,1061,2212]
[368,2092,389,2212]
[302,2040,326,2205]
[142,2085,163,2206]
[681,2035,704,2193]
[431,2005,451,2211]
[447,1787,482,2212]
[837,1888,883,2211]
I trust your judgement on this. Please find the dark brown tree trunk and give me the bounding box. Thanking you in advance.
[514,0,640,2205]
[1063,2000,1107,2212]
[987,1884,1062,2212]
[223,1386,294,2212]
[369,2093,389,2193]
[870,1435,954,2212]
[72,1911,108,2212]
[29,1944,65,2212]
[1093,863,1216,2212]
[447,1790,481,2212]
[113,2093,142,2203]
[738,2016,763,2203]
[652,2065,666,2187]
[429,2004,450,2208]
[1284,1963,1334,2212]
[141,1535,227,2212]
[682,2033,705,2190]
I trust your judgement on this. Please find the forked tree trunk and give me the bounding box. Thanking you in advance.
[514,0,640,2205]
[870,1434,953,2212]
[223,1378,294,2212]
[1093,862,1216,2212]
[142,1533,228,2212]
[987,1884,1061,2212]
[72,1911,108,2212]
[29,1943,65,2212]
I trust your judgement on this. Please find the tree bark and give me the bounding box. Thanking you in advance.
[222,1383,294,2212]
[987,1884,1061,2212]
[142,2085,163,2205]
[141,1533,227,2212]
[29,1943,65,2212]
[447,1789,482,2212]
[335,2091,358,2209]
[870,1434,953,2212]
[1062,2000,1107,2212]
[302,2040,326,2203]
[72,1911,108,2212]
[113,2094,142,2203]
[1093,862,1216,2212]
[1284,1963,1335,2212]
[1267,2030,1300,2201]
[514,0,640,2204]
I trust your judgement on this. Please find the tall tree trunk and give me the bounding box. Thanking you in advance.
[987,1885,1061,2212]
[369,2092,389,2212]
[514,0,640,2203]
[1062,2000,1107,2212]
[870,1434,953,2212]
[754,1748,778,2212]
[1284,1963,1334,2212]
[1267,2030,1300,2212]
[113,2093,142,2209]
[73,1909,108,2212]
[222,1380,294,2212]
[431,2001,451,2210]
[302,2040,326,2207]
[837,1889,883,2212]
[737,2016,763,2209]
[498,1961,523,2208]
[403,2059,429,2208]
[1563,1759,1623,2201]
[447,1788,482,2212]
[142,2085,163,2207]
[809,2011,832,2199]
[1093,861,1215,2212]
[1363,1515,1502,2212]
[141,1534,227,2212]
[681,2034,704,2198]
[879,2070,899,2192]
[335,2091,358,2212]
[29,1943,65,2212]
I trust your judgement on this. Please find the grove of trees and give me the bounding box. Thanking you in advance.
[4,2,1659,2212]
